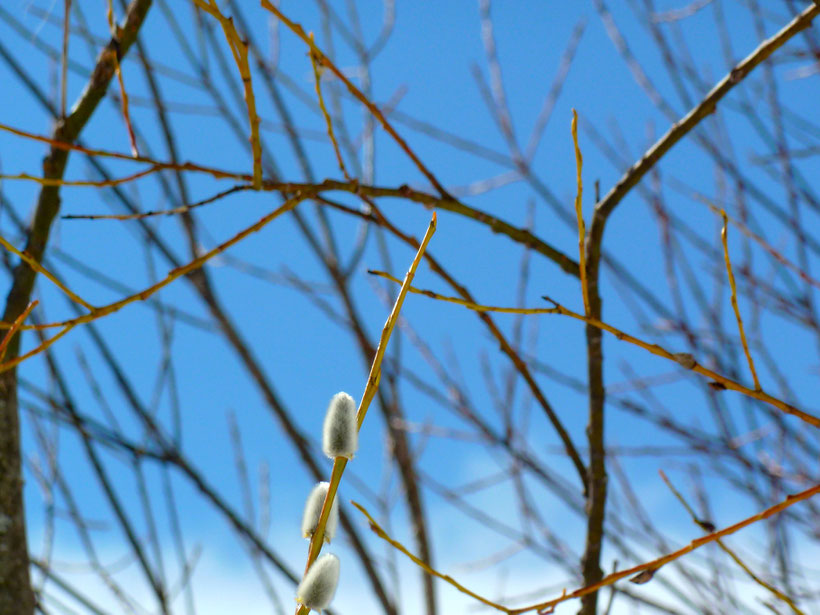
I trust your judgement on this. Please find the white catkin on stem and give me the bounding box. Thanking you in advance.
[301,481,339,542]
[296,553,340,611]
[322,392,358,459]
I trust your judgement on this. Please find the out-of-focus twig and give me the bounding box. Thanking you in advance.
[659,470,805,615]
[720,210,761,391]
[368,270,820,428]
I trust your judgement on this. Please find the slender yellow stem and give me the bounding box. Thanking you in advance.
[368,269,820,429]
[192,0,262,188]
[721,209,760,391]
[0,301,38,362]
[309,33,351,181]
[356,214,437,430]
[689,191,820,291]
[261,0,449,197]
[571,109,589,315]
[352,501,509,613]
[106,0,138,157]
[61,0,70,119]
[296,214,437,615]
[0,233,94,311]
[659,471,804,615]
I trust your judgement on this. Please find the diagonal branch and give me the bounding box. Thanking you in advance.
[586,1,820,255]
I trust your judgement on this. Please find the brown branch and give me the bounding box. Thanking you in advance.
[511,481,820,614]
[578,123,607,615]
[586,2,820,258]
[0,2,153,613]
[0,128,580,277]
[573,9,820,608]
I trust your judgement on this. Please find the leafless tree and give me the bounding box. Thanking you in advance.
[1,1,819,614]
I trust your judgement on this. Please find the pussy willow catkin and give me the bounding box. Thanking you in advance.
[301,481,339,543]
[296,553,340,611]
[322,392,358,459]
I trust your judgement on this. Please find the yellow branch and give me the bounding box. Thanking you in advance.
[368,269,820,429]
[571,109,589,315]
[721,209,761,391]
[352,481,820,615]
[261,0,449,197]
[309,33,351,181]
[352,500,510,613]
[0,195,306,370]
[0,301,38,362]
[0,233,95,311]
[296,214,436,615]
[107,0,139,157]
[659,470,804,615]
[192,0,262,188]
[689,191,820,292]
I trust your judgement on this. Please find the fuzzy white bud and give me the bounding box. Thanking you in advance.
[322,392,358,459]
[296,553,340,612]
[301,482,339,543]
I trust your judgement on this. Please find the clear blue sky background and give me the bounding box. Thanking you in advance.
[0,1,818,613]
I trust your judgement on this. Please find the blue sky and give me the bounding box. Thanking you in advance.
[1,1,819,614]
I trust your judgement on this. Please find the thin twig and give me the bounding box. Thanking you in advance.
[0,301,37,362]
[261,0,450,198]
[61,0,70,118]
[659,470,804,615]
[367,270,820,428]
[685,188,820,292]
[0,233,94,311]
[720,209,761,391]
[571,109,589,315]
[309,32,351,181]
[106,0,139,156]
[191,0,262,188]
[62,184,251,220]
[352,500,509,613]
[296,214,437,615]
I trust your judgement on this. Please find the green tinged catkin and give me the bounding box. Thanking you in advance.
[322,392,358,459]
